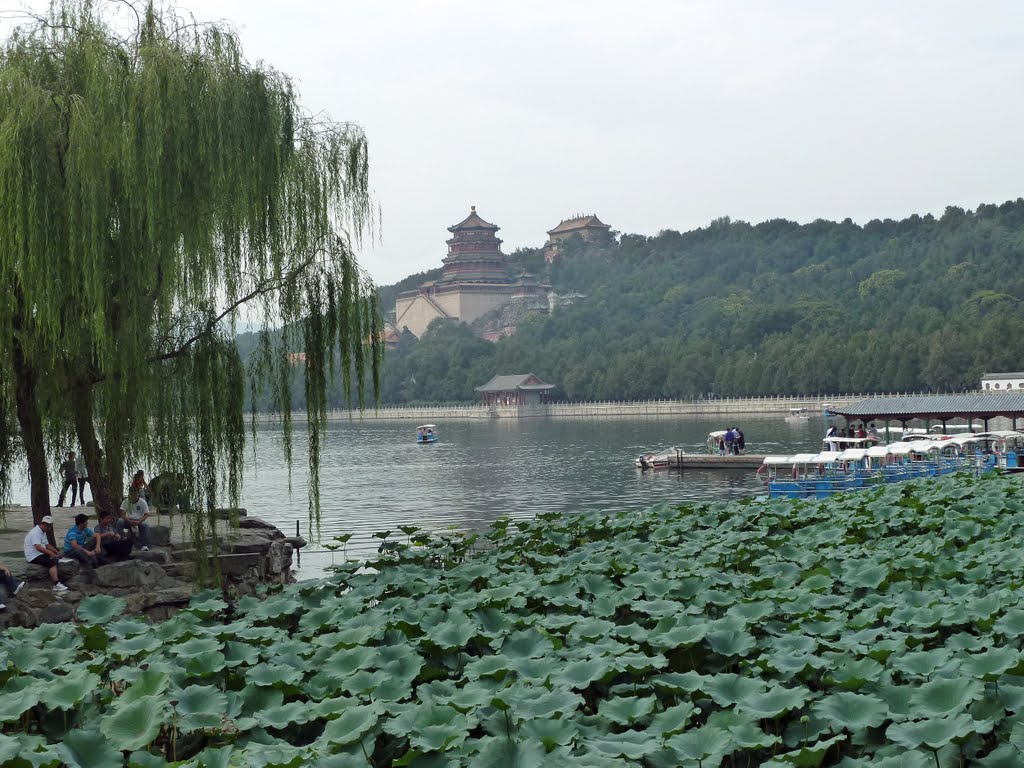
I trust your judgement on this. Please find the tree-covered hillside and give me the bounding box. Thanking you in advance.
[377,201,1024,404]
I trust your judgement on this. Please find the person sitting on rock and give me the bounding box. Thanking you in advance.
[120,487,152,551]
[63,513,104,567]
[0,562,25,611]
[24,516,68,592]
[95,510,132,560]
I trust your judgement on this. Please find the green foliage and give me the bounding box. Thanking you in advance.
[374,200,1024,402]
[0,1,381,534]
[5,473,1024,763]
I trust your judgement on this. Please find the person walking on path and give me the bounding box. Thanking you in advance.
[75,453,89,507]
[0,563,25,611]
[56,451,78,507]
[24,516,69,592]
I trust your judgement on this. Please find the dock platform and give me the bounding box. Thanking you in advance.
[669,453,766,469]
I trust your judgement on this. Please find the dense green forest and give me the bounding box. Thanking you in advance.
[244,200,1024,408]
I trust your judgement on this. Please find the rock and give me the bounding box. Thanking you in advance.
[220,531,276,555]
[148,526,172,547]
[124,585,194,613]
[284,536,307,550]
[239,517,283,537]
[218,553,263,577]
[266,540,293,575]
[38,600,74,624]
[93,560,168,590]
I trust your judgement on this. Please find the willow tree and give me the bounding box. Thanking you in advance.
[0,0,382,552]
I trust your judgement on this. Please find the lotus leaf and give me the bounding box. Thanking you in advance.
[598,694,657,725]
[885,712,977,749]
[0,677,40,722]
[767,734,847,767]
[705,629,757,657]
[472,737,548,767]
[76,594,127,625]
[186,590,229,617]
[519,688,584,720]
[426,612,478,649]
[501,628,554,659]
[585,729,660,760]
[909,677,984,718]
[520,718,578,751]
[648,701,698,738]
[102,695,165,752]
[962,646,1021,680]
[185,650,228,678]
[56,730,123,768]
[704,673,769,706]
[43,668,101,711]
[890,647,954,678]
[738,685,811,718]
[728,721,781,749]
[321,703,382,746]
[551,658,611,690]
[811,691,888,731]
[666,725,732,761]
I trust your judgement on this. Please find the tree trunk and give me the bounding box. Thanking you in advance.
[69,377,118,517]
[11,289,51,527]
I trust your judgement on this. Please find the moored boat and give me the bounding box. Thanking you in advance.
[762,432,1024,498]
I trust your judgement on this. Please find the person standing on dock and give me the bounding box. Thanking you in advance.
[825,425,839,452]
[736,428,746,455]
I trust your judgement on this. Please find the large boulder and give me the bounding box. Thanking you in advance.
[93,560,168,590]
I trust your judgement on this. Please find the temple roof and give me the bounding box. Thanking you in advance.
[474,373,555,393]
[547,214,610,236]
[449,206,499,233]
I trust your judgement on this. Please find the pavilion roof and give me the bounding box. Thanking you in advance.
[448,206,499,233]
[475,373,555,393]
[547,214,610,236]
[832,393,1024,421]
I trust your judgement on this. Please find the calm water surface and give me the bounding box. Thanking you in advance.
[10,414,828,579]
[240,414,825,577]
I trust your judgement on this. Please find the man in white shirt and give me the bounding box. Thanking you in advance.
[24,516,69,592]
[119,491,152,551]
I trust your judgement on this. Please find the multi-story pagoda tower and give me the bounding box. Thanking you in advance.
[439,207,508,283]
[396,206,546,338]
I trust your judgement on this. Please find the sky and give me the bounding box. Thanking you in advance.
[4,1,1024,286]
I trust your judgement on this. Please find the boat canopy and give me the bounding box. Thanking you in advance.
[417,424,436,431]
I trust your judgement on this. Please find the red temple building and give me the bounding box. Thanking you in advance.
[475,373,556,406]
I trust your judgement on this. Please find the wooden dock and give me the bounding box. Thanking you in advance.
[669,453,766,469]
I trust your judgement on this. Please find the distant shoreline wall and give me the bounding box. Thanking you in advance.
[320,394,898,421]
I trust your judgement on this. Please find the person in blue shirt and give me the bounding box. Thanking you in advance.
[63,513,104,567]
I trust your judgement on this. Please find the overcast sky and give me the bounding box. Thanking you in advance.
[5,1,1024,285]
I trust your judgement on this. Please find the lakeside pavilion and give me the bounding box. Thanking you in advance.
[831,392,1024,432]
[475,374,556,406]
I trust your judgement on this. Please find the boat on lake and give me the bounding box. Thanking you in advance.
[761,432,1024,498]
[785,407,811,420]
[635,447,680,469]
[416,424,439,444]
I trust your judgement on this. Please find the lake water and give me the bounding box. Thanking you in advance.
[9,413,828,579]
[239,413,827,578]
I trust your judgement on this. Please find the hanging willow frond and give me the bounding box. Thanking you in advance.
[0,0,381,561]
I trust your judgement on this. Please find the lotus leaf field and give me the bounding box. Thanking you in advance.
[7,473,1024,765]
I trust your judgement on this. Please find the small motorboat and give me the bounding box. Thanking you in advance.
[416,424,439,444]
[635,448,680,470]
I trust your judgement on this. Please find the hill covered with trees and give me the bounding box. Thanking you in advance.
[245,200,1024,409]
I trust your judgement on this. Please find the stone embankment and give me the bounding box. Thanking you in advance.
[0,505,306,629]
[326,394,871,421]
